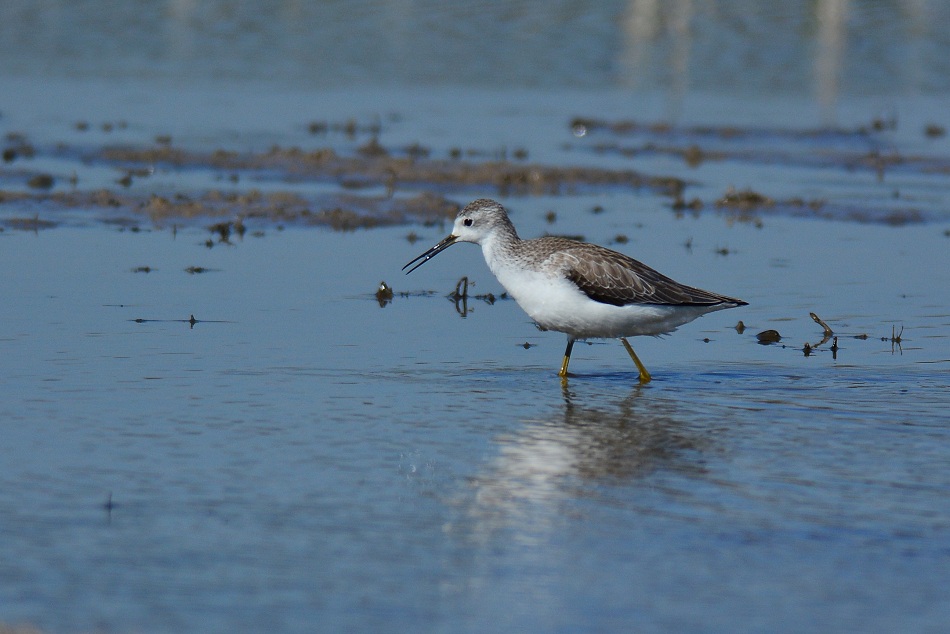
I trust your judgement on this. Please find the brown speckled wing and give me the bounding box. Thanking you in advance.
[548,242,743,307]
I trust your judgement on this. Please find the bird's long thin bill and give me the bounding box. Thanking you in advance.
[402,235,457,274]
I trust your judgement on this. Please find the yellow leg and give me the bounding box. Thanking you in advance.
[620,337,652,383]
[558,339,575,378]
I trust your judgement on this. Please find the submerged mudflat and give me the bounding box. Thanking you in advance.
[4,109,950,234]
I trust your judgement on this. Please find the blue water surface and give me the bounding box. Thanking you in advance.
[1,2,949,632]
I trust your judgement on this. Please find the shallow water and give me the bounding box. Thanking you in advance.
[2,2,950,633]
[1,212,947,632]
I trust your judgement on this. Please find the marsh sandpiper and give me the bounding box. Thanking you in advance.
[404,198,746,382]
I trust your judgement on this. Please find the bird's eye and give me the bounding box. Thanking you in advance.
[463,218,473,227]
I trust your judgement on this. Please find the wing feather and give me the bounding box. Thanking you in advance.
[542,240,743,307]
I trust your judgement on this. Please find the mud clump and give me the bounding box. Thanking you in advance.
[756,329,782,344]
[3,216,58,231]
[924,124,946,138]
[715,188,774,211]
[27,174,55,190]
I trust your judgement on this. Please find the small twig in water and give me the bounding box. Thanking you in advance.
[804,312,834,349]
[810,312,834,337]
[884,324,904,355]
[450,276,469,301]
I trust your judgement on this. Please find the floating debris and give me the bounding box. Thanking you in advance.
[810,312,834,337]
[869,115,897,132]
[208,221,233,243]
[404,143,430,159]
[448,277,472,317]
[27,174,55,190]
[805,311,835,349]
[3,141,35,163]
[131,314,230,329]
[306,118,381,137]
[2,215,58,231]
[449,276,469,301]
[756,329,782,344]
[376,281,394,307]
[924,124,946,139]
[884,324,904,344]
[672,197,704,212]
[683,144,704,167]
[716,187,774,211]
[885,325,904,355]
[357,137,388,158]
[568,116,895,140]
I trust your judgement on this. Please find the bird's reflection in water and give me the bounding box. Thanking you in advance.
[465,380,711,538]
